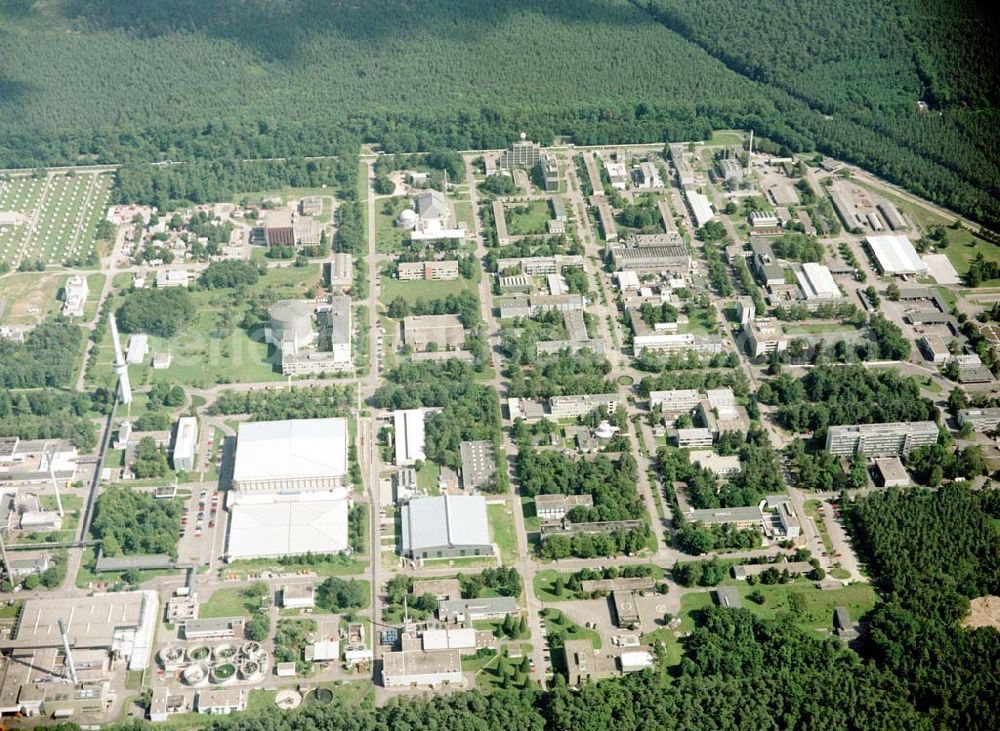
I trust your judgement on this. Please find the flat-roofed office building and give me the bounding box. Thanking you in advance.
[825,421,938,457]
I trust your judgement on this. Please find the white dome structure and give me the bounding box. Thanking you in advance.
[266,300,315,352]
[396,208,418,229]
[594,420,619,440]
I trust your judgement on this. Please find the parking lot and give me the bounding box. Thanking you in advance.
[177,485,223,565]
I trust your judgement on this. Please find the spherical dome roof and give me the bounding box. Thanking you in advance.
[594,420,617,439]
[397,208,418,226]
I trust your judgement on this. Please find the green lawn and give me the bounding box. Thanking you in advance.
[246,690,278,713]
[709,131,744,146]
[422,555,497,568]
[0,271,63,325]
[643,582,877,666]
[520,495,540,533]
[375,196,409,254]
[82,272,106,319]
[416,460,441,495]
[380,275,478,305]
[488,503,519,564]
[88,267,322,390]
[221,555,367,579]
[200,586,265,619]
[541,607,602,649]
[533,566,665,602]
[111,272,134,289]
[0,600,23,619]
[736,582,878,631]
[505,200,551,236]
[463,649,533,691]
[454,200,475,229]
[678,305,717,334]
[942,229,1000,279]
[784,322,860,335]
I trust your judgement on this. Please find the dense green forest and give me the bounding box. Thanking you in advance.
[115,288,195,337]
[0,1,997,226]
[90,486,182,557]
[761,365,938,432]
[845,486,1000,728]
[210,385,354,420]
[0,387,104,450]
[0,320,82,388]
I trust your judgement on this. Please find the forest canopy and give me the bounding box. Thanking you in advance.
[0,1,996,226]
[0,321,83,389]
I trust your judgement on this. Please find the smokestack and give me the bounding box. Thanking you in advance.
[59,619,79,685]
[47,444,64,517]
[747,130,754,174]
[0,529,11,585]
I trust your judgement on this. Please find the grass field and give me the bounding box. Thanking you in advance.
[88,265,321,390]
[709,130,744,146]
[784,322,861,335]
[941,230,1000,280]
[453,200,475,229]
[533,566,665,602]
[0,271,64,324]
[520,496,540,533]
[220,555,367,579]
[375,196,409,254]
[643,581,878,665]
[379,275,478,305]
[0,172,111,266]
[462,648,534,691]
[200,586,265,619]
[488,503,518,564]
[677,304,717,334]
[505,200,551,236]
[541,607,602,650]
[416,460,440,495]
[81,272,106,320]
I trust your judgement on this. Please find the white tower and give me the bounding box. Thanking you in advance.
[58,619,79,685]
[747,129,754,175]
[46,444,64,517]
[0,528,11,585]
[109,313,132,406]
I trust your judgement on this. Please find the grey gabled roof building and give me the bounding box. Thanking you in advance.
[400,495,492,559]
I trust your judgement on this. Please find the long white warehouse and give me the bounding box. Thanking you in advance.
[394,409,427,466]
[231,418,349,494]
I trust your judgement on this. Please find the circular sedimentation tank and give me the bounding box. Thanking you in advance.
[240,641,262,659]
[214,643,236,660]
[187,646,210,663]
[158,646,184,667]
[275,689,302,710]
[239,660,263,681]
[304,687,334,706]
[210,663,237,685]
[182,664,208,686]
